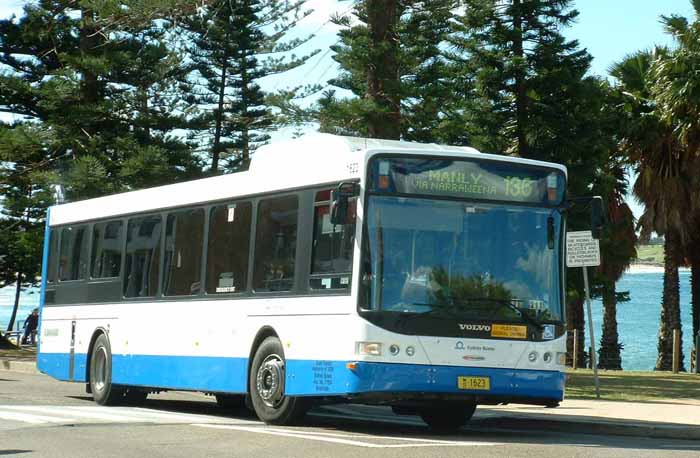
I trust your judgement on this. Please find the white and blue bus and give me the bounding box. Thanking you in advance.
[38,134,576,429]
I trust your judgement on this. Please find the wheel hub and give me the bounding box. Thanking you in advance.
[256,354,285,407]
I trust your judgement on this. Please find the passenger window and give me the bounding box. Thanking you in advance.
[310,190,356,290]
[91,221,123,278]
[253,196,298,292]
[59,225,89,281]
[47,228,59,283]
[123,215,162,298]
[206,202,252,294]
[163,208,205,296]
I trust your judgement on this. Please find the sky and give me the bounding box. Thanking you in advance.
[0,0,697,217]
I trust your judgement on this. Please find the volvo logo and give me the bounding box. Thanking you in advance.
[459,324,492,332]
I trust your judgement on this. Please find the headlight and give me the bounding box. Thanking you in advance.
[356,342,382,356]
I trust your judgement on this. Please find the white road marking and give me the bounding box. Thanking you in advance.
[10,405,152,423]
[0,409,77,424]
[0,405,247,426]
[193,424,499,448]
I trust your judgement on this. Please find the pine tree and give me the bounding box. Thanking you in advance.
[183,0,316,173]
[0,1,202,200]
[318,1,459,142]
[0,125,55,335]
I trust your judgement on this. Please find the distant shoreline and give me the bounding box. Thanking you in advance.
[627,263,690,274]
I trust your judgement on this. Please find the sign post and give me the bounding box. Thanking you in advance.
[566,230,601,399]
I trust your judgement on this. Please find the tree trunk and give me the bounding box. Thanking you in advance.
[5,274,22,334]
[598,281,622,370]
[211,50,229,174]
[511,0,529,156]
[656,230,684,371]
[80,8,100,112]
[691,252,700,344]
[241,54,250,170]
[366,0,401,140]
[566,295,586,367]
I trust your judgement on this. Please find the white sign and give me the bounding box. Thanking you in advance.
[566,231,601,267]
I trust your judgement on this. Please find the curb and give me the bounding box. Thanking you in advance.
[0,359,39,374]
[470,416,700,441]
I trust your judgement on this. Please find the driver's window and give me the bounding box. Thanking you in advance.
[309,189,356,290]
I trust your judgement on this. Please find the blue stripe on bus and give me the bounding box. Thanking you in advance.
[285,360,564,400]
[38,353,564,401]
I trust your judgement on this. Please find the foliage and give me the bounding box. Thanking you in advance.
[183,0,317,172]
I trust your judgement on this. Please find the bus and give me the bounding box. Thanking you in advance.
[37,133,584,430]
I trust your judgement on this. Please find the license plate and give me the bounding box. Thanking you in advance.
[457,376,490,391]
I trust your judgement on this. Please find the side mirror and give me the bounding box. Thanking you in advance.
[330,182,359,225]
[590,196,605,239]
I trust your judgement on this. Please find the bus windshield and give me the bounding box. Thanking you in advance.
[360,195,563,323]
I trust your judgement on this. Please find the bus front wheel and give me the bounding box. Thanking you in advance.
[249,337,309,425]
[89,334,125,405]
[419,403,476,432]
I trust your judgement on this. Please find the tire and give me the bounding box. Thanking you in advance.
[419,403,477,432]
[249,337,309,425]
[215,394,245,411]
[89,333,125,406]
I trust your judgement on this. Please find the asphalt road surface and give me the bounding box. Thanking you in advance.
[0,371,698,458]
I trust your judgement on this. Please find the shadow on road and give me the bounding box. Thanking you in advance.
[104,395,700,453]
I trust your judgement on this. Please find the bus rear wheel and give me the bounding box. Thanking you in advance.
[249,337,309,425]
[89,334,125,405]
[419,403,476,432]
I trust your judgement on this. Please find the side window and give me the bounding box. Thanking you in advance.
[253,196,298,292]
[59,225,89,281]
[206,202,252,294]
[47,228,59,283]
[310,190,356,290]
[123,215,162,298]
[91,220,123,278]
[163,208,205,296]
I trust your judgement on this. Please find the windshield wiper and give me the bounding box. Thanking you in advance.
[411,302,465,319]
[451,297,545,331]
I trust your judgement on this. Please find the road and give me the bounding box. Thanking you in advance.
[0,371,698,458]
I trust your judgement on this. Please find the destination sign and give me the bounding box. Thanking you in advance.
[368,156,566,205]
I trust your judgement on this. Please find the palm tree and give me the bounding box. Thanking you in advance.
[653,1,700,362]
[610,49,690,371]
[595,160,637,370]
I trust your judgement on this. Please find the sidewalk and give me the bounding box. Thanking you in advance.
[0,345,38,374]
[474,398,700,441]
[1,352,698,441]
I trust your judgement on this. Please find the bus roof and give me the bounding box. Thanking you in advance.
[49,133,566,226]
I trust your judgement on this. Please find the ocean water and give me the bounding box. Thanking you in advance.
[1,272,696,371]
[0,285,40,333]
[584,270,695,371]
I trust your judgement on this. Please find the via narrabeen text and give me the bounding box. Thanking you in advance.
[413,171,497,196]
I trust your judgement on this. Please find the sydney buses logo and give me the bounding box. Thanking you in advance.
[458,324,491,332]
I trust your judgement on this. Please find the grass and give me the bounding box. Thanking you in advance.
[566,369,700,403]
[634,244,664,265]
